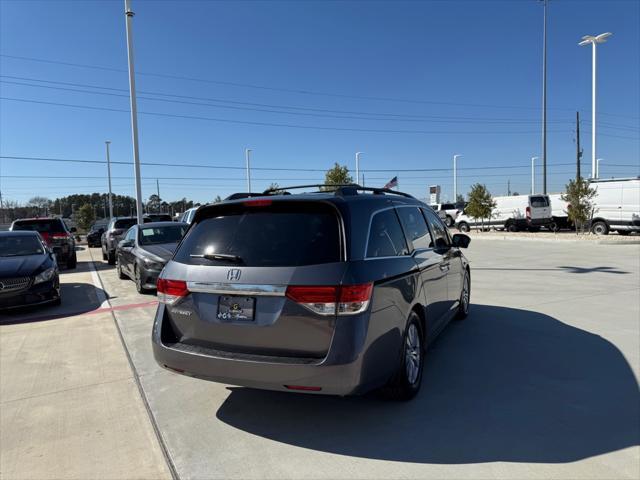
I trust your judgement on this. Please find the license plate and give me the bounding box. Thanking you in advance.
[217,295,255,321]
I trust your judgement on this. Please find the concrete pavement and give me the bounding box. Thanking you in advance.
[2,240,639,479]
[0,248,171,480]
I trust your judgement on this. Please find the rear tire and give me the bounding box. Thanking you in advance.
[66,252,77,269]
[591,221,609,236]
[507,222,518,233]
[107,250,116,265]
[382,312,424,401]
[458,222,470,233]
[102,249,107,261]
[455,270,470,320]
[445,215,454,227]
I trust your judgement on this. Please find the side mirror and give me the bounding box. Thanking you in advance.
[70,227,77,233]
[118,239,134,249]
[452,233,471,249]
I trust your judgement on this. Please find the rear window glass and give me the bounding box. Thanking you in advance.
[114,218,137,230]
[441,203,456,210]
[174,204,340,267]
[530,196,549,208]
[366,209,409,258]
[139,225,187,246]
[396,207,432,251]
[12,219,65,233]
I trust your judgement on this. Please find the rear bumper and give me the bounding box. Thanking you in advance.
[151,304,393,396]
[0,280,59,310]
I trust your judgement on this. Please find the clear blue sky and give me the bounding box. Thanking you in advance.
[1,0,639,206]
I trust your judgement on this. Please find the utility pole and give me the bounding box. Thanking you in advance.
[541,0,548,194]
[245,148,252,192]
[531,156,538,194]
[576,111,582,179]
[105,141,113,221]
[508,179,511,196]
[453,154,461,201]
[355,152,362,185]
[124,0,144,225]
[156,179,160,212]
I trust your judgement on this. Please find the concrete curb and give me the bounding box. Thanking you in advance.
[466,234,640,245]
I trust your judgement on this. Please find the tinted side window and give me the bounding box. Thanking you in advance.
[423,208,450,251]
[366,209,409,258]
[396,207,433,251]
[115,218,137,230]
[441,203,456,210]
[125,227,136,241]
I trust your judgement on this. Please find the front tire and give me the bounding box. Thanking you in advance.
[458,222,470,233]
[445,215,454,227]
[507,222,518,233]
[67,251,77,269]
[382,312,424,401]
[117,257,127,279]
[591,221,609,235]
[134,265,150,294]
[107,249,116,265]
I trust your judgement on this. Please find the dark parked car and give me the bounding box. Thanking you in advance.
[0,231,61,310]
[10,217,77,269]
[152,185,471,400]
[116,222,188,293]
[87,221,107,248]
[146,213,173,222]
[101,216,150,265]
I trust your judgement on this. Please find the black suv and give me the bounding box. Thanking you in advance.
[153,185,471,400]
[101,216,150,265]
[10,217,77,269]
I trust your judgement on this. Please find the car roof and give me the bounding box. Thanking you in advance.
[0,230,42,237]
[137,221,187,228]
[12,217,63,222]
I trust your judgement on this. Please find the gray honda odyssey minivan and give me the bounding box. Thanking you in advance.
[152,185,471,400]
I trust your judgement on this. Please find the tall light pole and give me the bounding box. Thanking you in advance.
[355,152,362,185]
[453,154,461,201]
[579,32,612,179]
[124,0,144,224]
[245,148,252,192]
[541,0,548,195]
[105,141,113,221]
[531,156,538,194]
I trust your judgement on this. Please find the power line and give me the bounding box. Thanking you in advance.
[4,53,638,119]
[0,96,579,136]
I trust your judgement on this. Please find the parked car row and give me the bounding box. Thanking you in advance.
[454,178,640,235]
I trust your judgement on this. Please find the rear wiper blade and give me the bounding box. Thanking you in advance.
[190,253,243,263]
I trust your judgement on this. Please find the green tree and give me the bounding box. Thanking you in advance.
[561,177,597,234]
[75,204,95,232]
[323,163,353,190]
[465,184,496,231]
[147,194,161,213]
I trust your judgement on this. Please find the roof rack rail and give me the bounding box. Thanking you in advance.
[261,183,415,199]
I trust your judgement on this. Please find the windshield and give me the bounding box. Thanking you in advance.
[0,235,45,257]
[12,219,65,233]
[139,225,188,246]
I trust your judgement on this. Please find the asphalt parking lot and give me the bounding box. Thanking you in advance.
[1,239,639,479]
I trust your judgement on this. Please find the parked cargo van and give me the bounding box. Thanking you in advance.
[589,178,640,235]
[548,193,572,232]
[456,194,552,232]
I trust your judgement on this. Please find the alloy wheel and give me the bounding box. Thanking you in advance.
[404,324,421,385]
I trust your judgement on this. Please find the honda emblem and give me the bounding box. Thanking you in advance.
[226,269,241,281]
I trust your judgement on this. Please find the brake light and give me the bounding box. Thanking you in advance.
[157,279,189,305]
[51,233,70,239]
[285,283,373,316]
[110,228,124,237]
[284,385,322,391]
[243,199,272,207]
[526,206,531,221]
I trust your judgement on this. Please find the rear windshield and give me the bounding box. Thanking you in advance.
[148,214,172,222]
[114,218,137,230]
[0,235,44,257]
[139,225,188,246]
[175,203,341,267]
[12,219,65,233]
[441,203,456,210]
[530,196,550,208]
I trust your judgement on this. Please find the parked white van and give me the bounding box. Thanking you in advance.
[455,194,552,232]
[548,193,572,231]
[589,178,640,235]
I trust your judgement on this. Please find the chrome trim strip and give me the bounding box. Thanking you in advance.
[186,282,287,296]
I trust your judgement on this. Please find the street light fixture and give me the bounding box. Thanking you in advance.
[579,32,612,179]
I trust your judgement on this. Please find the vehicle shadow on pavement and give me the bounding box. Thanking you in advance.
[216,304,640,464]
[68,260,113,274]
[474,266,630,274]
[0,282,108,324]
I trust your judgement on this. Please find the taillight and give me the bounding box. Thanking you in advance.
[51,233,70,240]
[110,228,124,237]
[526,206,531,221]
[157,279,189,305]
[285,283,373,316]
